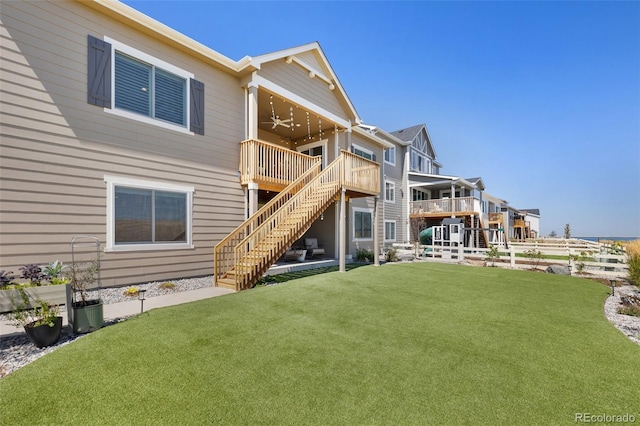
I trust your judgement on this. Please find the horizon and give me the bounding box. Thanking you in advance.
[123,1,640,237]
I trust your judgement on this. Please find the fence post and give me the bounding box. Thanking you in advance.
[510,245,515,268]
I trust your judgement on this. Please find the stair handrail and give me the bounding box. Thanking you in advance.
[232,156,344,289]
[214,160,322,284]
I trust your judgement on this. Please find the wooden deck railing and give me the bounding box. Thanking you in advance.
[214,162,322,286]
[410,196,477,215]
[240,139,321,188]
[342,150,380,194]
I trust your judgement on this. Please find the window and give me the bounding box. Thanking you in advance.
[352,144,375,161]
[384,220,396,242]
[412,188,429,201]
[353,208,373,240]
[384,147,395,165]
[105,176,194,251]
[88,35,204,135]
[385,181,395,203]
[297,140,327,168]
[411,150,429,173]
[115,52,186,126]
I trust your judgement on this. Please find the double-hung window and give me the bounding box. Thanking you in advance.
[385,181,395,203]
[384,220,396,242]
[353,208,373,240]
[88,35,204,135]
[105,176,194,251]
[384,147,395,165]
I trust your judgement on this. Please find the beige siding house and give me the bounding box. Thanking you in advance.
[1,0,387,289]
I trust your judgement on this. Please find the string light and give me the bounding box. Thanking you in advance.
[306,111,311,140]
[290,106,294,132]
[318,118,322,140]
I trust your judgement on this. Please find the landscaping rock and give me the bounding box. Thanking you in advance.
[546,265,570,275]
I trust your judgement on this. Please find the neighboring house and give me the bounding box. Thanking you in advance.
[0,0,386,290]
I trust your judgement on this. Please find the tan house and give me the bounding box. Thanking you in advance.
[0,0,387,291]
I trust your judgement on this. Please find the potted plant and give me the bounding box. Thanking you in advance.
[70,258,103,334]
[8,287,63,348]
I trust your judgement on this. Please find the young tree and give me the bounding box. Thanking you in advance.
[564,223,571,239]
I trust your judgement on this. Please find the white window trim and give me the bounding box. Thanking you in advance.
[296,139,328,168]
[104,175,194,252]
[104,36,194,135]
[384,181,395,203]
[384,147,396,166]
[352,143,374,160]
[384,220,396,242]
[352,206,373,242]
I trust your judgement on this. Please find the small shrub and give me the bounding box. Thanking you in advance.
[0,270,16,289]
[158,282,176,290]
[484,245,499,267]
[123,287,140,297]
[524,249,543,270]
[570,250,594,274]
[19,264,44,286]
[385,248,398,262]
[43,260,69,284]
[625,239,640,287]
[618,293,640,317]
[356,248,374,263]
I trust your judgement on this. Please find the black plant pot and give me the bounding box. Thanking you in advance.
[24,316,63,348]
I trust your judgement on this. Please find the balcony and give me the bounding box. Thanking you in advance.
[240,139,380,197]
[240,139,321,192]
[410,196,480,218]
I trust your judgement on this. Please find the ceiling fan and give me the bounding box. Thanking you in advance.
[262,115,292,129]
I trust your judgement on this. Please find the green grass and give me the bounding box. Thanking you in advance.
[2,263,639,424]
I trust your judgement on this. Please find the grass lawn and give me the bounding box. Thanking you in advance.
[2,263,639,424]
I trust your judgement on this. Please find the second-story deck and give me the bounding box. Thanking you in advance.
[410,196,481,219]
[240,139,380,198]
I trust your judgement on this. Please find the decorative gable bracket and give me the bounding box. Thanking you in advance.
[285,56,335,90]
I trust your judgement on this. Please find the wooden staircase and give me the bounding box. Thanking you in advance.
[214,156,344,291]
[464,215,489,248]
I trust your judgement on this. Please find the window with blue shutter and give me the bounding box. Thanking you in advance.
[89,36,204,134]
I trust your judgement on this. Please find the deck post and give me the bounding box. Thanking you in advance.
[339,188,346,272]
[373,196,380,266]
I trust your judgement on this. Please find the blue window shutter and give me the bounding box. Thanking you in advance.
[190,79,204,135]
[372,154,377,162]
[87,35,111,107]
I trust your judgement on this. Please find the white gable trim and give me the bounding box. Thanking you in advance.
[285,56,335,90]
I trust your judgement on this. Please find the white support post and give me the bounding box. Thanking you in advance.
[374,196,380,266]
[247,84,258,140]
[510,245,516,268]
[339,188,346,272]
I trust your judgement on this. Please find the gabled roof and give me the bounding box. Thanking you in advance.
[358,124,410,146]
[245,42,361,125]
[389,124,424,142]
[390,123,438,160]
[464,177,485,191]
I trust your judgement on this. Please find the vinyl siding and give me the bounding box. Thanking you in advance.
[1,1,245,286]
[259,57,347,120]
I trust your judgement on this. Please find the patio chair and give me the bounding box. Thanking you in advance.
[304,238,325,258]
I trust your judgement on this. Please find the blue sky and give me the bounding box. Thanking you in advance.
[123,1,640,238]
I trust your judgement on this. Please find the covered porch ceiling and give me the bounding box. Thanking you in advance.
[257,88,344,145]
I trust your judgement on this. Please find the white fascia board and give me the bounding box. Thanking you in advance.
[353,126,394,148]
[408,171,459,180]
[90,0,242,72]
[252,75,350,128]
